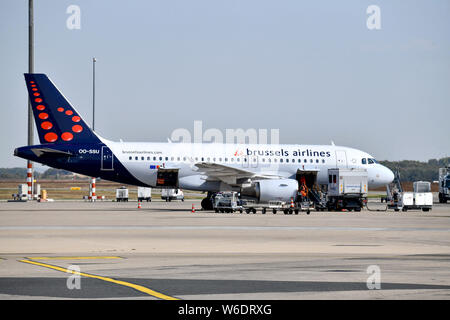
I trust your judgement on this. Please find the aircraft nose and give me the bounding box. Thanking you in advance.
[382,166,394,184]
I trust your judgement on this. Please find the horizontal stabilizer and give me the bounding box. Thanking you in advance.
[31,148,73,157]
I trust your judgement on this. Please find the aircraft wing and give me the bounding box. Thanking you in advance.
[194,162,282,185]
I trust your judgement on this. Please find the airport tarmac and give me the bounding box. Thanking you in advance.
[0,200,450,300]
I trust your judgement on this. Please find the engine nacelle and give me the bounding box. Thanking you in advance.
[240,179,298,203]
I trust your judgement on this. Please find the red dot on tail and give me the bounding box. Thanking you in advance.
[33,92,40,96]
[32,88,38,91]
[41,121,53,130]
[38,112,48,120]
[35,98,42,103]
[61,132,73,141]
[36,105,45,111]
[30,81,34,84]
[57,107,64,112]
[72,125,83,133]
[65,110,73,116]
[44,132,58,143]
[72,116,81,122]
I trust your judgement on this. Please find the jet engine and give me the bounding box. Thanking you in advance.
[240,179,298,203]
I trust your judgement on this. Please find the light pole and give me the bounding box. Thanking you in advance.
[92,57,96,131]
[90,57,97,202]
[27,0,34,200]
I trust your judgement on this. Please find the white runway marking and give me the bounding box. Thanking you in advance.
[1,226,450,232]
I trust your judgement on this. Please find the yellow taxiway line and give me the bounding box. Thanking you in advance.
[26,256,122,260]
[19,258,179,300]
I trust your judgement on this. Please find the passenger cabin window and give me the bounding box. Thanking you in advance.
[329,175,332,183]
[129,156,132,160]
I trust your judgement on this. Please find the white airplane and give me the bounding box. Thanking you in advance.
[15,74,394,209]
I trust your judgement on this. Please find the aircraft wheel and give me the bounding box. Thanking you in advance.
[201,197,214,210]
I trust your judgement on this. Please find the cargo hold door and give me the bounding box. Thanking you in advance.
[156,169,179,188]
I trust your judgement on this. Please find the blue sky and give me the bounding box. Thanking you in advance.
[1,0,449,169]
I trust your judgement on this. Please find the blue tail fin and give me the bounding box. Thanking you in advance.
[24,73,100,144]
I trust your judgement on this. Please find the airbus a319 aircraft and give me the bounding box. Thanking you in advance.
[15,74,394,209]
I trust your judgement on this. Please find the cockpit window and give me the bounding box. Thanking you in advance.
[362,158,367,165]
[368,158,374,164]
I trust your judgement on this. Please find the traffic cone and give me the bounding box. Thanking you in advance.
[138,201,141,209]
[191,204,195,213]
[290,197,294,208]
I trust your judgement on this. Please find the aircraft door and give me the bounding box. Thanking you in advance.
[335,150,347,168]
[101,146,114,170]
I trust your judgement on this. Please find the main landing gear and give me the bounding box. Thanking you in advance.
[201,192,215,210]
